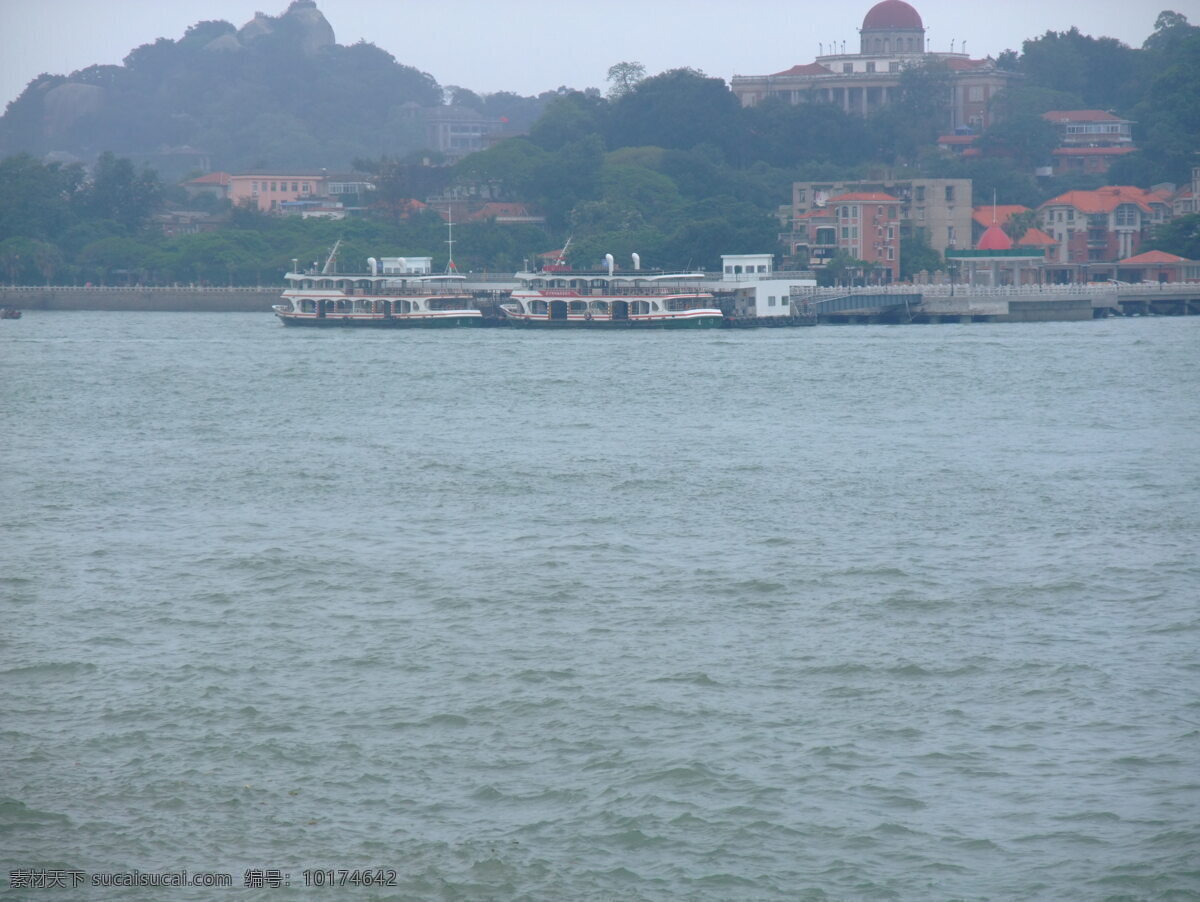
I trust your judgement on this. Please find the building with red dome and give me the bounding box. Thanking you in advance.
[730,0,1019,132]
[859,0,924,54]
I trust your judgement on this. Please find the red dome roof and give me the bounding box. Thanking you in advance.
[977,224,1014,251]
[862,0,923,29]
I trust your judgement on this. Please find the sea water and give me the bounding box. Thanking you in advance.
[3,312,1198,901]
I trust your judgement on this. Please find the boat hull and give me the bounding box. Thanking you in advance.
[502,312,725,329]
[275,312,482,327]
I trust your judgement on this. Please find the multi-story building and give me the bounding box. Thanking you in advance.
[730,0,1020,132]
[227,172,325,212]
[789,192,902,282]
[789,177,971,257]
[189,171,375,213]
[1042,110,1136,176]
[1170,167,1200,217]
[1038,186,1172,267]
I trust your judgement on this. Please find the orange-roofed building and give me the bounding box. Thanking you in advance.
[1114,250,1200,284]
[183,171,232,201]
[826,191,902,282]
[1038,186,1172,268]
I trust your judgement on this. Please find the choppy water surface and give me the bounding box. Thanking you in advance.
[3,313,1199,901]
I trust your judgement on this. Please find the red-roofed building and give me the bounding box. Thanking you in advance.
[826,191,902,281]
[1039,110,1135,176]
[730,1,1019,131]
[1114,251,1200,284]
[183,171,232,201]
[1042,110,1133,147]
[1039,187,1172,269]
[1036,187,1176,278]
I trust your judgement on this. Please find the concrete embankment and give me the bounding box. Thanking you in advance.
[2,287,279,312]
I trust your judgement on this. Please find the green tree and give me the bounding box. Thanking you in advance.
[0,236,41,283]
[528,91,609,152]
[1002,209,1040,244]
[899,233,942,281]
[606,69,740,160]
[606,61,646,99]
[1147,213,1200,259]
[821,250,871,287]
[74,152,163,233]
[978,113,1060,170]
[0,154,85,243]
[1018,27,1139,109]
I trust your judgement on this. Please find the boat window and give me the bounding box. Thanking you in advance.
[428,298,471,311]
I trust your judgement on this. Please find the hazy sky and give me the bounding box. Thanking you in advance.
[2,0,1197,110]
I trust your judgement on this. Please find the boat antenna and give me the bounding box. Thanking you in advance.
[557,236,572,266]
[320,238,342,275]
[445,207,457,274]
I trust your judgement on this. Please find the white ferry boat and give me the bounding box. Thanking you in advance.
[500,254,724,329]
[273,242,483,328]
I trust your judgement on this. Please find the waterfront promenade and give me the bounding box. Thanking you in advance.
[2,280,1198,321]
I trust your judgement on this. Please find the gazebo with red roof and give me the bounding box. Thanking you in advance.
[946,218,1046,286]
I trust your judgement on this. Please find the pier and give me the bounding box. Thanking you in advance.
[2,280,1198,323]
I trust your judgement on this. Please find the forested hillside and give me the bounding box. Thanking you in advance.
[0,1,529,172]
[1,6,1197,282]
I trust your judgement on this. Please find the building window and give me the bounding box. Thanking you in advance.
[1114,204,1138,227]
[948,226,956,245]
[890,61,900,72]
[768,296,776,306]
[841,227,850,239]
[843,63,853,73]
[945,186,955,202]
[915,186,926,201]
[968,86,984,102]
[866,62,876,73]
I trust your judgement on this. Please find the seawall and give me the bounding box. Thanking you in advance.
[1,287,279,312]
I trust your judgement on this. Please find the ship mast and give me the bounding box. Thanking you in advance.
[320,238,342,275]
[445,207,457,274]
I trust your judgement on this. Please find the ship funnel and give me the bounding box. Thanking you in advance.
[367,257,377,275]
[605,253,614,276]
[631,253,641,270]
